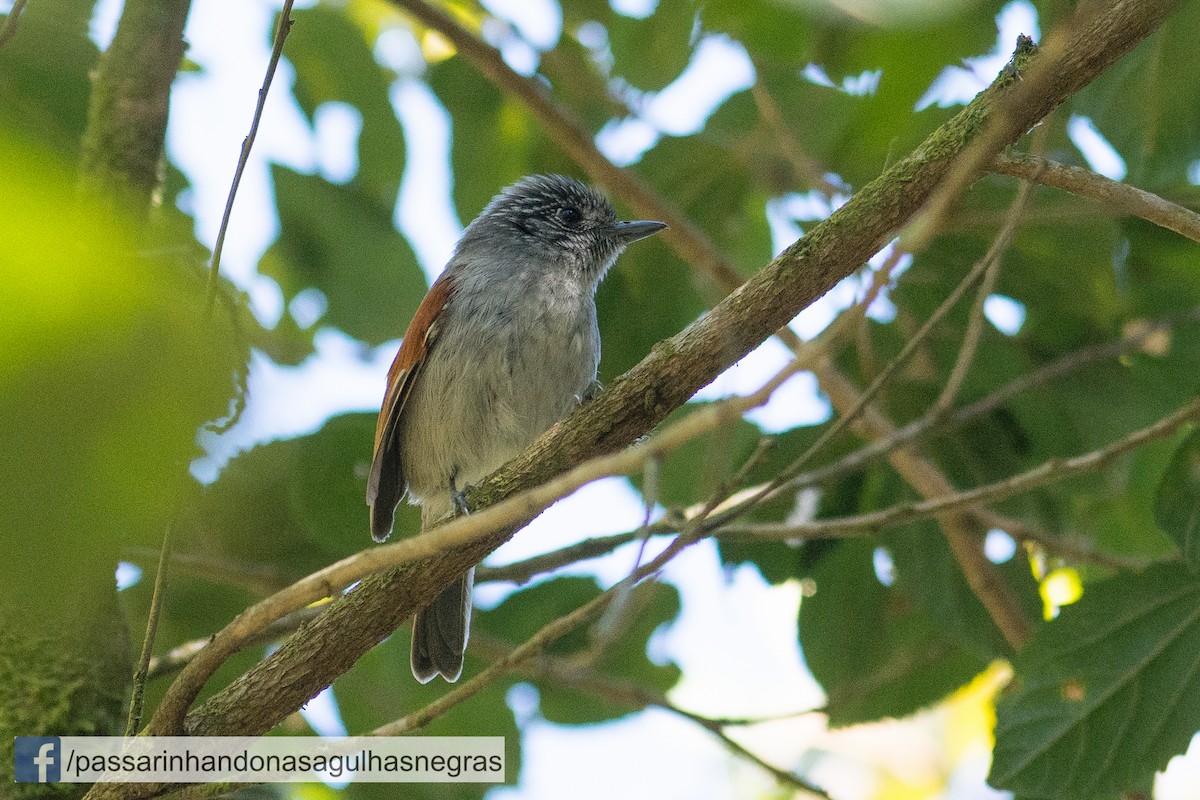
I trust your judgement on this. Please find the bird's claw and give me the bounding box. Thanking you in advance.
[450,484,472,517]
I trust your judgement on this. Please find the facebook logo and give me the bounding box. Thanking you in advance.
[14,737,61,782]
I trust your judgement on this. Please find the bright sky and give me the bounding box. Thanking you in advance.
[69,0,1200,796]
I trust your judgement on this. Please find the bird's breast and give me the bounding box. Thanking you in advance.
[397,269,600,500]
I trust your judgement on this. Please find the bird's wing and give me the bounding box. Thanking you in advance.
[366,274,454,540]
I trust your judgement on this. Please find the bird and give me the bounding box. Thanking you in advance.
[367,174,667,683]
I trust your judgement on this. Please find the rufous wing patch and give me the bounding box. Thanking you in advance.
[366,273,455,539]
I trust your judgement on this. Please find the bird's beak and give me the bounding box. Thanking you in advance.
[614,219,668,243]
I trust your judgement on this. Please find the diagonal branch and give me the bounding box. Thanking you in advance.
[0,0,29,48]
[142,350,807,741]
[161,0,1178,744]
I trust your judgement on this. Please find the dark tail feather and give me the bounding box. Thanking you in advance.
[369,484,401,543]
[410,568,474,683]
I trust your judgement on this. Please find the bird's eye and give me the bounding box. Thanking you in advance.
[556,206,582,226]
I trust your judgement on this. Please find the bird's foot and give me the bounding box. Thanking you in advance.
[450,488,472,517]
[449,472,473,517]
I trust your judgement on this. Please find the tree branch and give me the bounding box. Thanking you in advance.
[141,353,804,739]
[906,0,1182,249]
[0,0,29,48]
[719,395,1200,542]
[78,0,192,207]
[991,152,1200,243]
[154,0,1178,744]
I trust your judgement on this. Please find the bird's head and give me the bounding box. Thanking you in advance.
[461,174,666,285]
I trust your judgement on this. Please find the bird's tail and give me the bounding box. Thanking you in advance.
[410,567,474,683]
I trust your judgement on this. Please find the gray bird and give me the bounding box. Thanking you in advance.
[367,174,666,682]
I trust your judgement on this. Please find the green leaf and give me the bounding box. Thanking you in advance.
[559,1,698,92]
[595,233,705,381]
[800,539,989,726]
[698,0,812,63]
[285,5,406,205]
[180,413,412,575]
[332,633,521,800]
[635,133,774,278]
[886,524,1041,660]
[0,0,96,162]
[604,1,697,92]
[628,401,763,508]
[428,56,575,218]
[1,131,243,612]
[261,165,426,346]
[990,562,1200,799]
[1071,1,1200,188]
[1154,429,1200,570]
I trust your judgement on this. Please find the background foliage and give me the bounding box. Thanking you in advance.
[3,0,1200,798]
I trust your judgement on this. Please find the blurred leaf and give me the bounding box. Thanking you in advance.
[428,56,575,217]
[729,2,1002,186]
[261,166,426,347]
[475,577,680,725]
[800,539,989,726]
[628,401,763,508]
[332,632,521,800]
[558,0,697,92]
[1072,1,1200,188]
[990,562,1200,799]
[595,234,706,381]
[286,4,406,204]
[885,523,1041,660]
[698,0,813,64]
[0,0,96,162]
[1154,428,1200,570]
[539,33,626,132]
[603,1,696,92]
[180,413,413,575]
[635,133,774,278]
[0,129,243,613]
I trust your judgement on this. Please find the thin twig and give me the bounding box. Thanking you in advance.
[712,304,1200,517]
[0,0,28,48]
[972,509,1152,571]
[123,545,298,596]
[483,305,1200,586]
[372,577,620,735]
[717,396,1200,541]
[589,455,661,659]
[750,74,840,195]
[203,0,295,311]
[477,531,642,584]
[372,523,721,738]
[490,642,832,799]
[146,605,326,681]
[728,210,1020,525]
[125,519,176,736]
[932,175,1037,415]
[992,152,1200,243]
